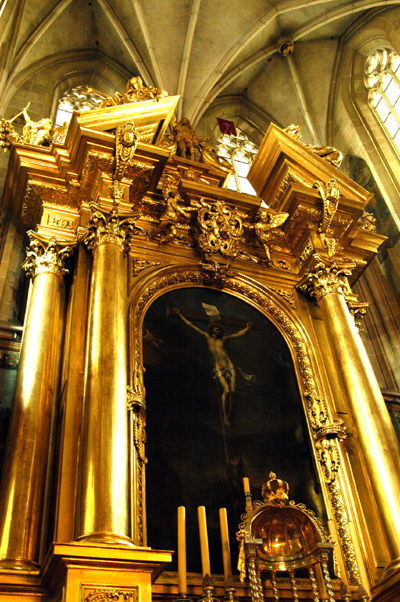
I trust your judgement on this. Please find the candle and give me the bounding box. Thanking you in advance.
[219,508,232,581]
[243,477,250,494]
[198,506,211,577]
[177,506,187,595]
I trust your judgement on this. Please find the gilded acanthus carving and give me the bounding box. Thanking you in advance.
[266,286,296,308]
[80,151,115,203]
[84,588,138,602]
[100,76,168,108]
[313,179,340,234]
[298,256,356,302]
[132,258,160,277]
[305,391,328,431]
[199,260,238,289]
[194,198,246,262]
[114,121,138,181]
[83,201,145,252]
[128,161,155,204]
[347,300,369,332]
[283,124,343,167]
[245,207,289,265]
[21,231,74,279]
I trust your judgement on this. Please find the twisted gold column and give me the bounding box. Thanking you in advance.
[0,233,73,569]
[302,258,400,575]
[76,203,135,545]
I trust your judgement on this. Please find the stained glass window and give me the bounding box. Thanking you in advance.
[365,48,400,152]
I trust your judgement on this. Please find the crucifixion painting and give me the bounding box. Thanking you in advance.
[176,307,252,427]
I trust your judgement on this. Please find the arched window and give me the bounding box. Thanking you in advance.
[55,86,105,126]
[365,48,400,152]
[217,128,258,195]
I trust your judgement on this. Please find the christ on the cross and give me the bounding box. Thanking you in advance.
[175,309,252,426]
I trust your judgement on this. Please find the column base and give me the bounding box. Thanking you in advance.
[75,532,136,546]
[0,543,172,602]
[0,558,39,571]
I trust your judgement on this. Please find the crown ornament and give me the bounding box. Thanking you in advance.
[261,471,289,505]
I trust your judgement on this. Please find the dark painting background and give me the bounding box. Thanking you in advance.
[143,287,326,575]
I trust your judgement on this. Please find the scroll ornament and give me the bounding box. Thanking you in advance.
[114,121,138,181]
[21,231,74,279]
[314,179,340,234]
[194,198,246,262]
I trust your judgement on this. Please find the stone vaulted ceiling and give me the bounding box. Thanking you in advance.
[0,0,400,148]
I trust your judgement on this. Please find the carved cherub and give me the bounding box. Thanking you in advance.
[246,207,289,264]
[150,191,194,244]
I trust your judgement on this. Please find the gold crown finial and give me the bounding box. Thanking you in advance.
[262,472,289,505]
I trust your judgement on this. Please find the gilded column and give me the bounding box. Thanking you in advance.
[76,200,141,545]
[301,256,400,575]
[0,233,74,569]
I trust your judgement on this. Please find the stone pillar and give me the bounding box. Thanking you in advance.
[301,257,400,576]
[0,233,74,569]
[75,203,136,545]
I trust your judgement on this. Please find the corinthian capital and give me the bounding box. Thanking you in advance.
[83,201,145,252]
[298,255,358,302]
[21,231,74,279]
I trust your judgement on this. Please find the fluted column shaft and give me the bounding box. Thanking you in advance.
[0,234,73,569]
[76,220,131,544]
[319,290,400,571]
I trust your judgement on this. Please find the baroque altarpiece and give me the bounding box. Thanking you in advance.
[0,85,399,602]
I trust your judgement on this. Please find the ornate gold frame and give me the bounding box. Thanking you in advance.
[128,264,359,583]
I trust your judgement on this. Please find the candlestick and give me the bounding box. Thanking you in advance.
[243,477,253,512]
[178,506,187,595]
[219,508,231,582]
[198,506,211,577]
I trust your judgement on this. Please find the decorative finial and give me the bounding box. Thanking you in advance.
[261,472,289,504]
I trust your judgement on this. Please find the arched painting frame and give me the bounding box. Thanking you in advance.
[128,265,359,583]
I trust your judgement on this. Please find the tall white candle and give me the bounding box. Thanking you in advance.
[219,507,232,581]
[178,506,187,594]
[198,506,211,577]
